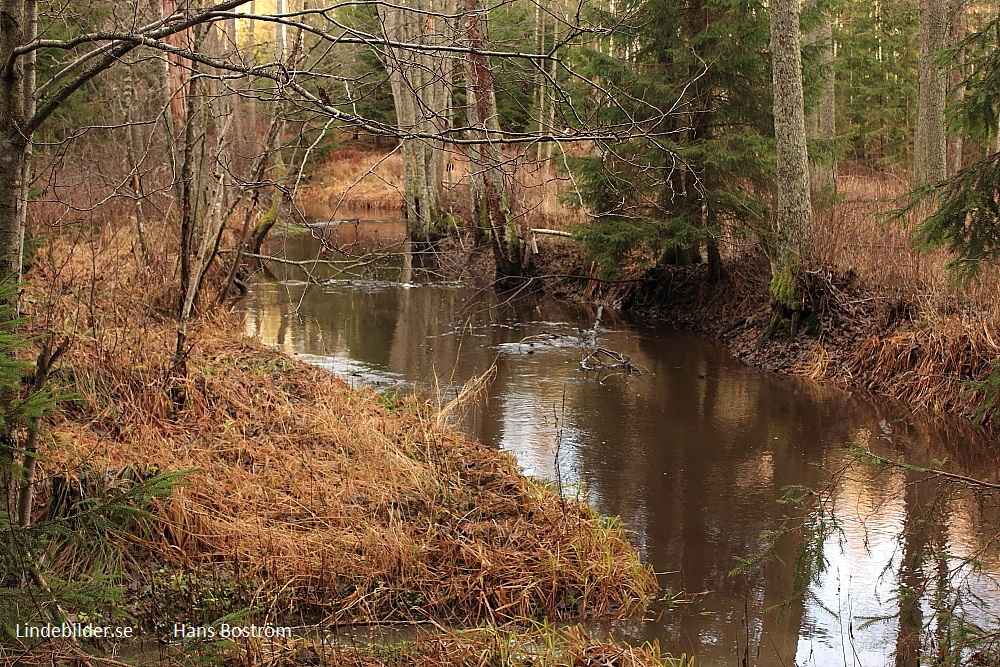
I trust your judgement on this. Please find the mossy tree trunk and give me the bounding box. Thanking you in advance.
[769,0,812,336]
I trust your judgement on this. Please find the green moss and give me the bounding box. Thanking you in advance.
[770,257,802,312]
[251,206,278,237]
[440,212,458,232]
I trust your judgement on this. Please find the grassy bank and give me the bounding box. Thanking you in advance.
[44,315,656,625]
[398,155,993,430]
[3,222,669,665]
[295,138,585,230]
[275,143,1000,427]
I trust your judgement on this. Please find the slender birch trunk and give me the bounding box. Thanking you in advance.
[0,0,30,287]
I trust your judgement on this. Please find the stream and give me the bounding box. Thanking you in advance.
[243,221,1000,667]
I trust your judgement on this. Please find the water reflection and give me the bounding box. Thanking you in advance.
[243,231,1000,667]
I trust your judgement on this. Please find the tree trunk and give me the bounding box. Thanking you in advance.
[0,134,27,287]
[378,0,455,244]
[0,0,28,522]
[464,0,524,286]
[15,0,35,277]
[124,63,151,266]
[769,0,812,316]
[946,0,967,177]
[0,0,29,288]
[542,2,560,175]
[914,0,948,186]
[806,6,836,196]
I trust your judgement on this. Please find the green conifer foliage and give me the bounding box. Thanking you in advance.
[913,17,1000,281]
[571,0,774,277]
[833,0,919,168]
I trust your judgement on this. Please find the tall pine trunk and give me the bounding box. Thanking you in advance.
[914,0,948,186]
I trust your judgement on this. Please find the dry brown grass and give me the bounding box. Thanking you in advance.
[812,169,1000,323]
[2,625,689,667]
[835,317,1000,417]
[786,167,1000,423]
[19,219,657,632]
[44,321,655,623]
[297,146,404,218]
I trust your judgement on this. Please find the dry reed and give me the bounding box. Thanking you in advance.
[308,624,690,667]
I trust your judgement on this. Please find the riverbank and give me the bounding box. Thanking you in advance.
[290,142,999,430]
[3,233,674,666]
[520,232,1000,431]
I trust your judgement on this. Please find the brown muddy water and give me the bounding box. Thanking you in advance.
[243,223,1000,667]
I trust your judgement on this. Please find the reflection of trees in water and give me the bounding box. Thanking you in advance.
[852,410,1000,665]
[799,444,1000,667]
[893,474,1000,666]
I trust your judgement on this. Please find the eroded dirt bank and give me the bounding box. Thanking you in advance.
[514,237,999,431]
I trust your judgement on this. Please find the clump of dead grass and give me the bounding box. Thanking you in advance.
[25,230,656,627]
[832,312,1000,419]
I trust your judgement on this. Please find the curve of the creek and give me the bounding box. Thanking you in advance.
[243,224,1000,667]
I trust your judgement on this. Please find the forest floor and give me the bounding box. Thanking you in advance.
[4,201,678,666]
